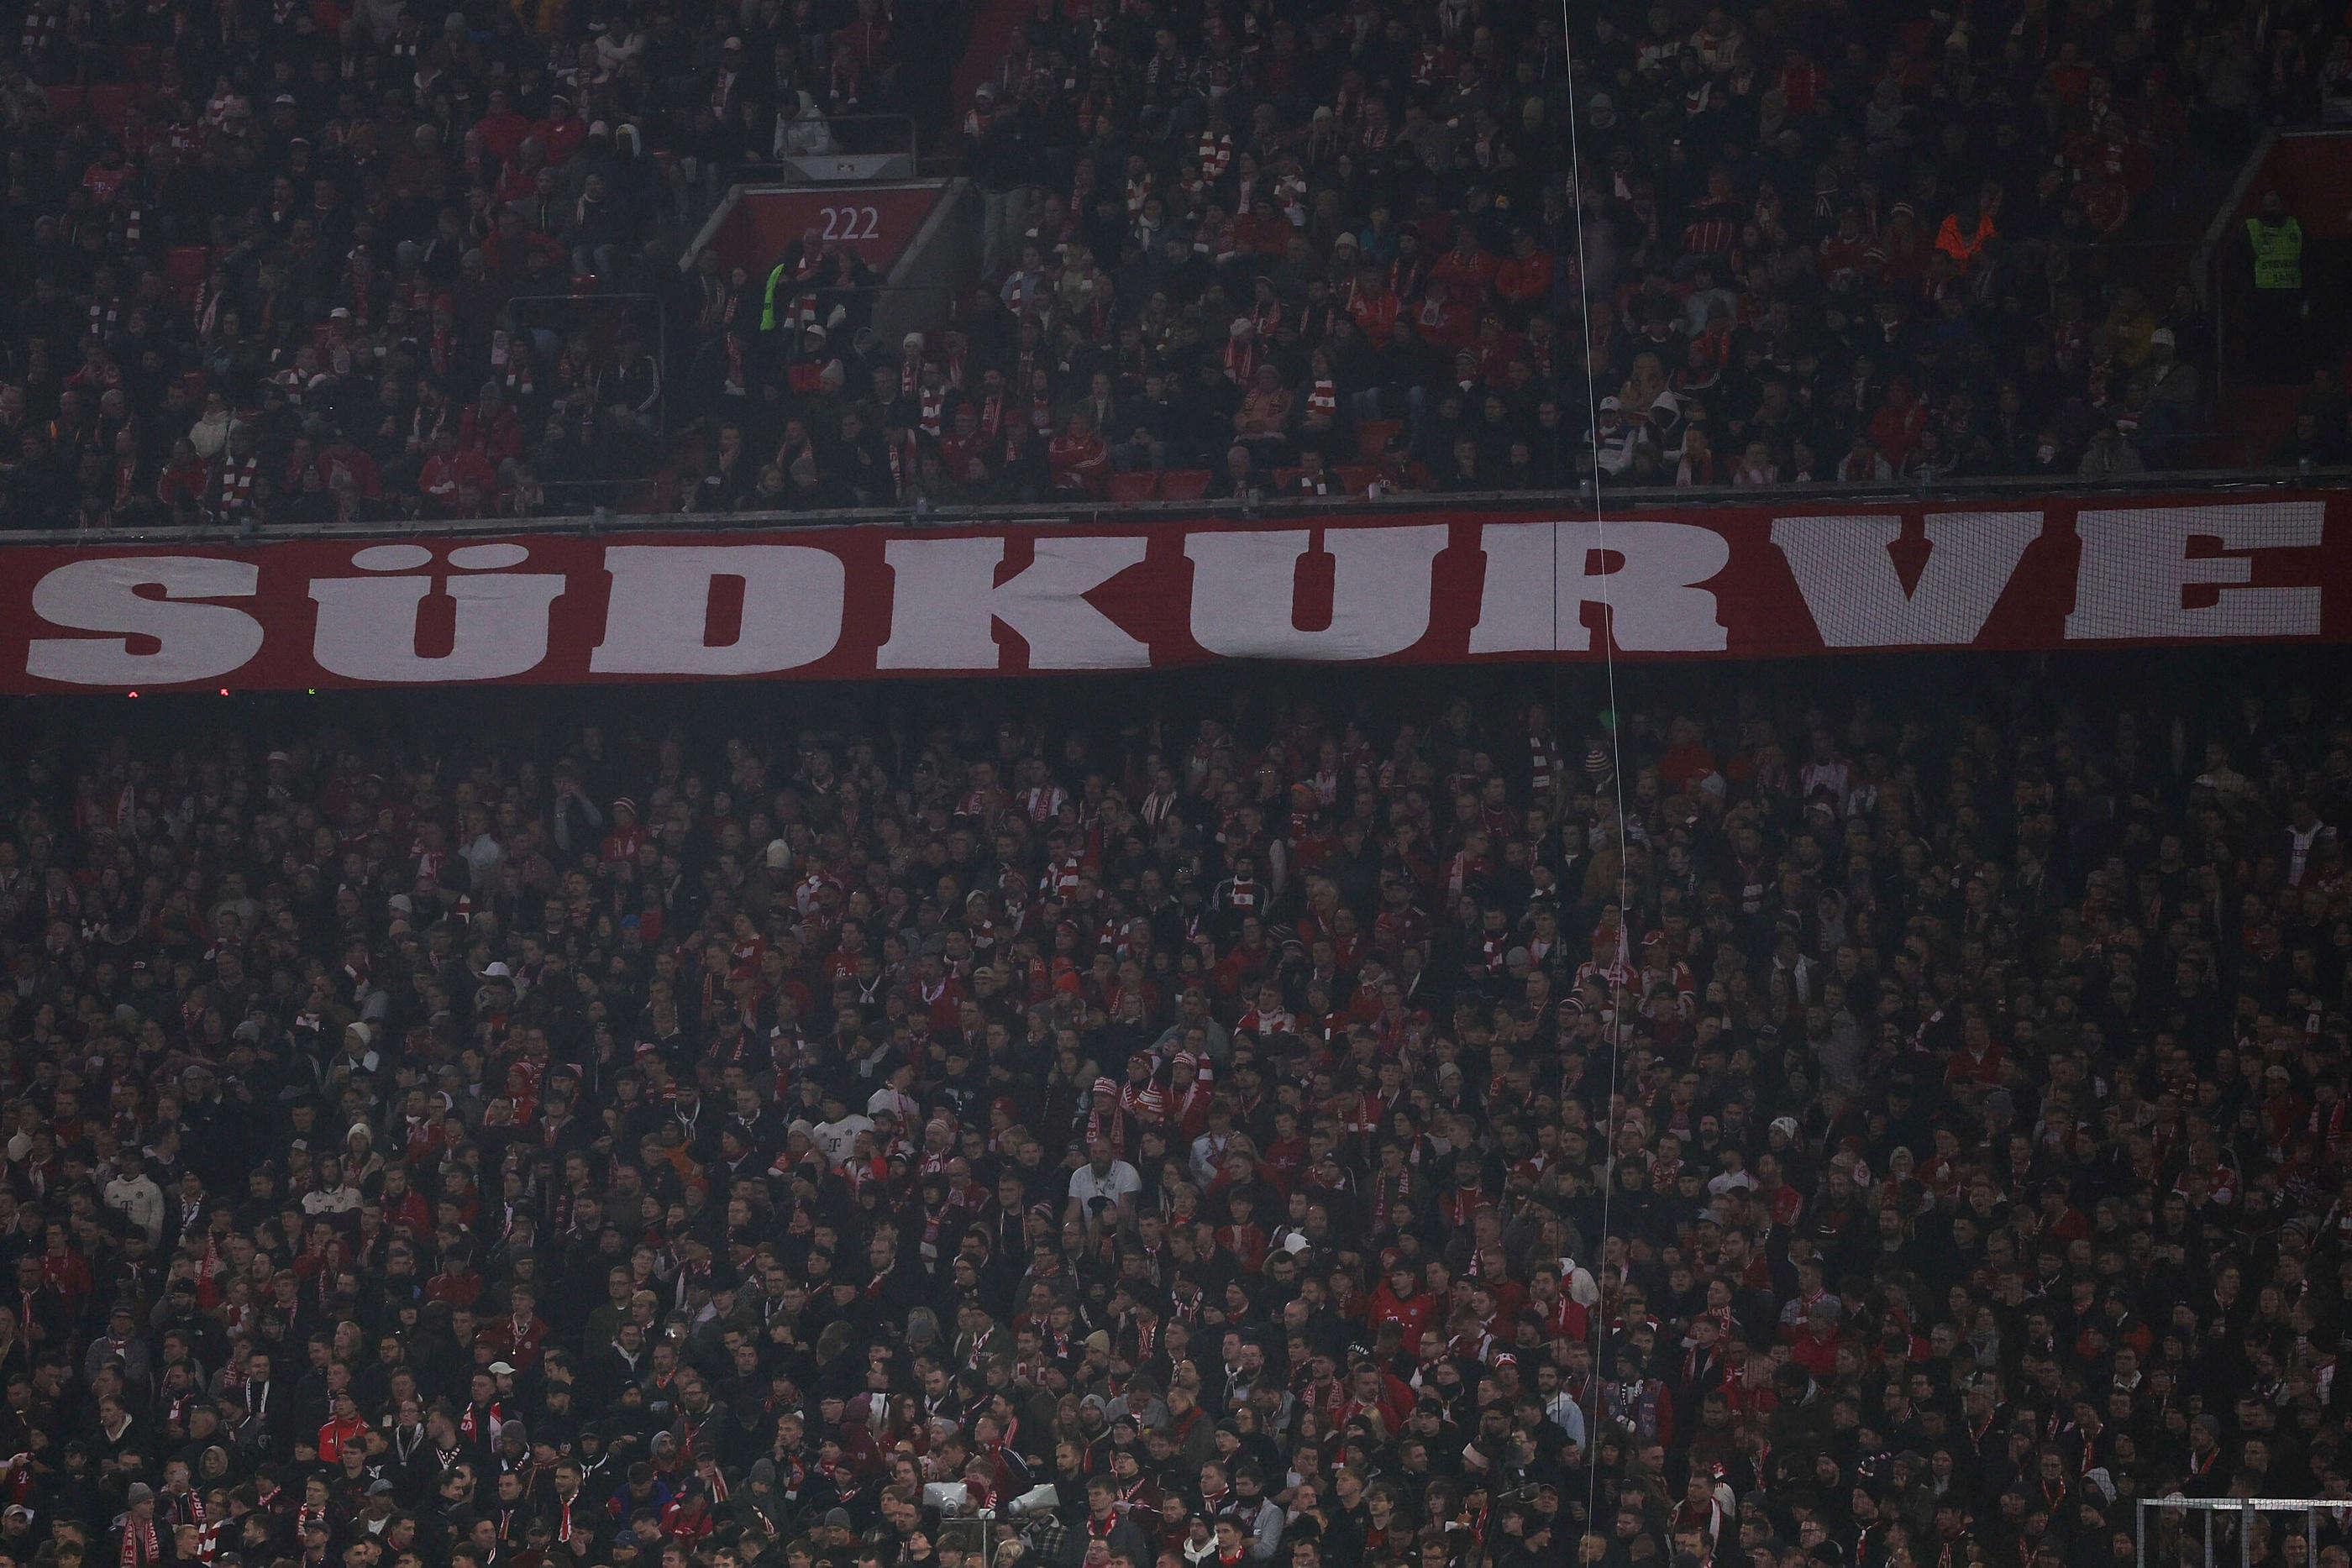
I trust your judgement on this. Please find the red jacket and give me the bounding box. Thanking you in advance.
[1366,1282,1437,1350]
[1494,250,1553,305]
[1428,245,1498,307]
[1047,429,1108,494]
[317,1415,368,1464]
[476,110,531,166]
[459,402,523,465]
[536,113,588,165]
[420,448,499,508]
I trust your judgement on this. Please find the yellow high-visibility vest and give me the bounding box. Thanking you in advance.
[760,261,790,331]
[2247,217,2303,290]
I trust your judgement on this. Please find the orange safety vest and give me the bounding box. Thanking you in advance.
[1936,209,1997,269]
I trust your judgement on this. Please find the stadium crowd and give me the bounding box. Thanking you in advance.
[0,655,2343,1568]
[923,0,2280,506]
[0,0,957,526]
[1,0,2348,524]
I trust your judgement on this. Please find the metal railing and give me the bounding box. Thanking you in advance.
[726,114,922,184]
[488,291,673,511]
[2137,1495,2339,1568]
[7,463,2346,546]
[503,291,669,433]
[722,281,953,343]
[668,282,958,438]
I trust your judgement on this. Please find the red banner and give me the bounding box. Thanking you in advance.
[2,492,2345,692]
[702,181,948,276]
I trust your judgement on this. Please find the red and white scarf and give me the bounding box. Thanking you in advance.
[120,1513,160,1568]
[211,455,259,517]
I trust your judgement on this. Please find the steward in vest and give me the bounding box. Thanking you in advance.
[756,231,879,375]
[2242,189,2308,383]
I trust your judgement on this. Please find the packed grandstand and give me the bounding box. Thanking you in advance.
[3,0,2350,524]
[0,647,2340,1568]
[2,0,2352,1566]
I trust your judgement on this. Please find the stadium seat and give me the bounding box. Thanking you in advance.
[1357,419,1403,460]
[1156,469,1210,501]
[45,87,85,127]
[1105,471,1158,504]
[163,245,211,307]
[1336,465,1377,495]
[87,83,133,134]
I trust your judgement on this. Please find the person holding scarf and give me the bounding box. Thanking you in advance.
[118,1484,165,1568]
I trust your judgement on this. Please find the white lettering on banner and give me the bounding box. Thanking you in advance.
[592,545,845,675]
[26,556,265,684]
[1467,520,1729,653]
[875,535,1150,669]
[310,543,565,682]
[1186,525,1448,659]
[2065,503,2325,641]
[1772,512,2043,648]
